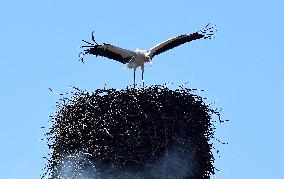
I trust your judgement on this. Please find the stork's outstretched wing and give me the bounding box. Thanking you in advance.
[148,23,216,59]
[80,33,136,64]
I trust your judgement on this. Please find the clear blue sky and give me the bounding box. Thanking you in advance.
[0,0,283,178]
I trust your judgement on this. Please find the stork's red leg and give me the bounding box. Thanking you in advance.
[133,68,136,88]
[141,65,144,88]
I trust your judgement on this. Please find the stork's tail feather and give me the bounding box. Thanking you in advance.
[198,23,217,39]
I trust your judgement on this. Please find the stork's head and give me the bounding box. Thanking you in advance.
[136,48,152,62]
[145,51,153,63]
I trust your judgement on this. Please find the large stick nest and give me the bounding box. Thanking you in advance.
[43,85,221,178]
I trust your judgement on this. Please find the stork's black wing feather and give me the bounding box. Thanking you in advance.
[148,24,216,58]
[80,44,135,64]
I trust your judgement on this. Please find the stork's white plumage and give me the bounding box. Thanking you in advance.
[80,23,216,87]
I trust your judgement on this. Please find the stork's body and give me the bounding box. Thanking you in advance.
[80,23,216,87]
[127,49,150,87]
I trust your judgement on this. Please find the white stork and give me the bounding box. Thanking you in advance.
[80,23,216,87]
